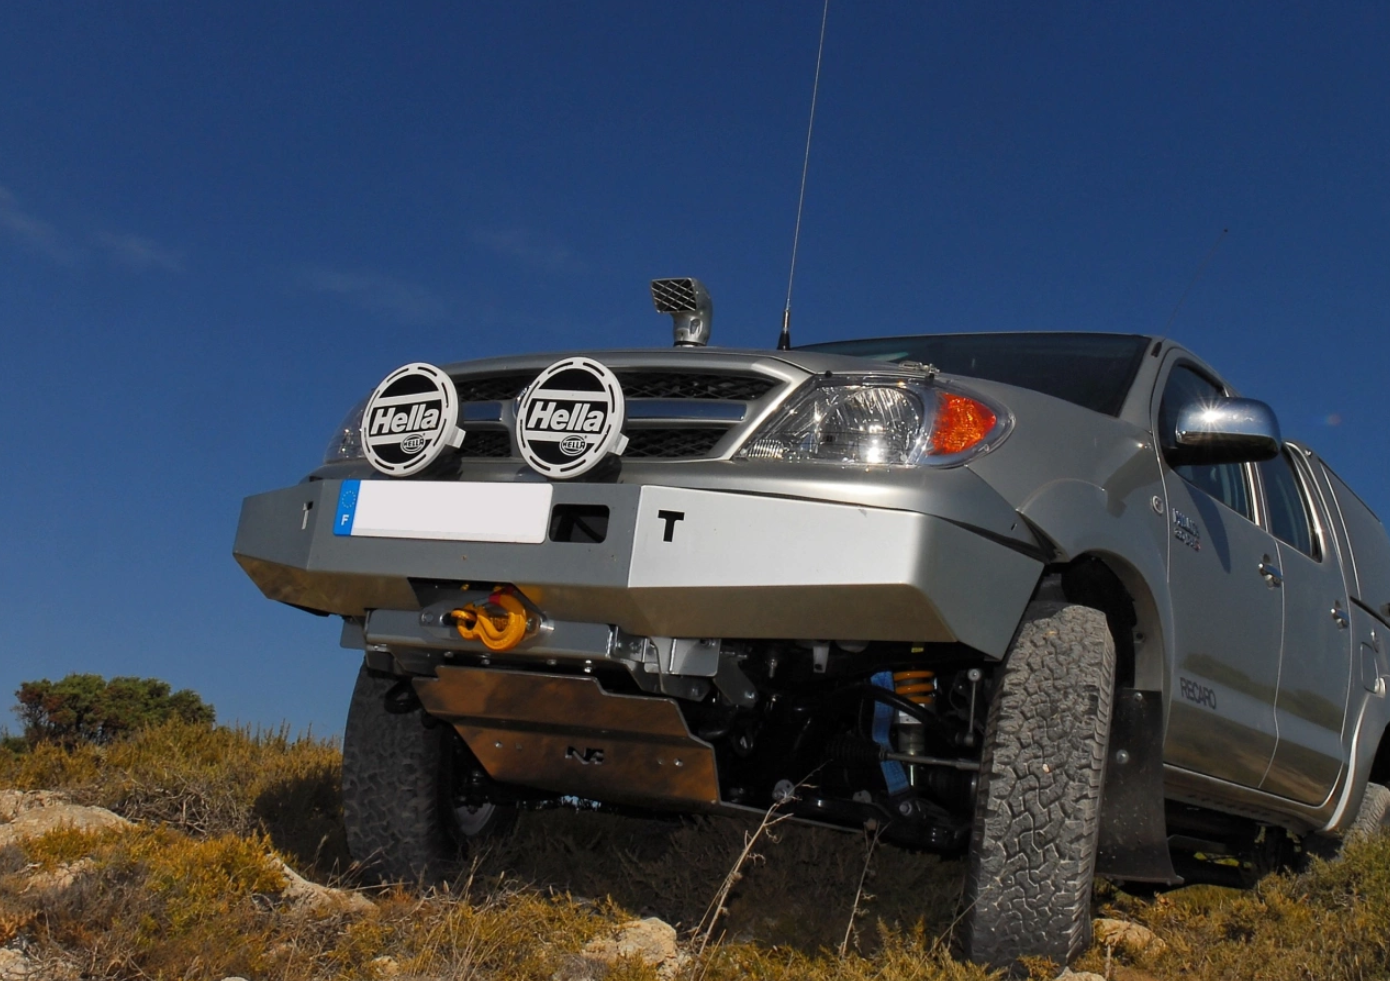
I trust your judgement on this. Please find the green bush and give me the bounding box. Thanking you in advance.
[14,674,214,747]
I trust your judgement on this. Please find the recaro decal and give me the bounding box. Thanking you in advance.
[1178,676,1218,710]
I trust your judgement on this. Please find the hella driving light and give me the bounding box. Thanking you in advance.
[737,378,1005,466]
[323,396,369,464]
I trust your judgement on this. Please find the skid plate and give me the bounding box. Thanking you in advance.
[414,666,720,807]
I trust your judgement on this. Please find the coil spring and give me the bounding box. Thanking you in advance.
[893,669,936,708]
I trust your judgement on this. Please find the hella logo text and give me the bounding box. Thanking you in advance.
[368,402,442,438]
[524,400,606,434]
[559,435,588,456]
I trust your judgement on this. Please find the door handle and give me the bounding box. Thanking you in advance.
[1259,557,1283,587]
[1332,605,1350,629]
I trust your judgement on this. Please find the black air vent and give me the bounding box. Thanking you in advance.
[617,372,777,401]
[453,373,534,402]
[457,430,513,458]
[623,428,726,458]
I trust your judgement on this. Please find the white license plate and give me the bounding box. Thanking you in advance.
[333,480,553,543]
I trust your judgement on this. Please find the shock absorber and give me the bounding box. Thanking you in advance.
[892,670,936,785]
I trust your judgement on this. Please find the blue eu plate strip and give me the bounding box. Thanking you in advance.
[334,480,360,536]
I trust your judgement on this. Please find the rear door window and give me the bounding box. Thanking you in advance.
[1259,450,1319,560]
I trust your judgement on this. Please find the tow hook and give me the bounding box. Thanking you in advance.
[450,588,536,652]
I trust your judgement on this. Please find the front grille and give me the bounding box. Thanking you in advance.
[457,429,513,458]
[616,372,777,401]
[454,373,533,402]
[623,428,726,459]
[451,370,779,403]
[455,427,725,460]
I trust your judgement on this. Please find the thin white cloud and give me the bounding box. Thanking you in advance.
[0,185,79,264]
[471,227,585,274]
[300,266,449,324]
[91,231,184,272]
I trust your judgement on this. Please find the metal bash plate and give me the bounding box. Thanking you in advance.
[414,666,720,807]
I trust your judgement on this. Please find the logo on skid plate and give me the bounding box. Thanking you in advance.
[516,357,628,478]
[361,363,465,477]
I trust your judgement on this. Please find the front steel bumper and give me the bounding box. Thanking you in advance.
[234,476,1042,657]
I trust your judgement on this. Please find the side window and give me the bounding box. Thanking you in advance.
[1157,365,1253,520]
[1259,449,1319,559]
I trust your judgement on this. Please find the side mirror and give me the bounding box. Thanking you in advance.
[1167,397,1282,467]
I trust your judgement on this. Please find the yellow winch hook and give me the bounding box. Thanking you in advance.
[450,590,531,652]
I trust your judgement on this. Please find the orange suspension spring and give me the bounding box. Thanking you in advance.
[892,669,936,708]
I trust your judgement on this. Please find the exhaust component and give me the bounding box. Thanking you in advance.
[651,277,713,347]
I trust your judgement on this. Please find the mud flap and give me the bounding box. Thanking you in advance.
[1095,689,1181,884]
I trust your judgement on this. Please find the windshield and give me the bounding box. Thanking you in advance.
[801,332,1151,416]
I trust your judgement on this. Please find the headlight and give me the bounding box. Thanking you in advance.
[323,396,369,464]
[737,377,1005,466]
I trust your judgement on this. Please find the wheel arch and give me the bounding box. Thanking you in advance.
[1367,720,1390,787]
[1050,550,1169,697]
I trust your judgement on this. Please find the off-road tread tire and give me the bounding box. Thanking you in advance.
[342,665,462,884]
[1301,782,1390,865]
[1348,781,1390,843]
[962,602,1116,971]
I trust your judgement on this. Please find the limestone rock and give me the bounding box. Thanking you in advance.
[367,955,401,978]
[23,859,95,894]
[577,918,688,979]
[0,791,68,823]
[1056,971,1106,981]
[1094,917,1167,955]
[0,792,131,847]
[0,948,78,981]
[0,950,33,981]
[273,858,374,914]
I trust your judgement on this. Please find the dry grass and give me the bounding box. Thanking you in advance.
[0,720,346,873]
[5,722,1390,979]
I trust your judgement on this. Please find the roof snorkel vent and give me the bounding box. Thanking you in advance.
[651,277,712,348]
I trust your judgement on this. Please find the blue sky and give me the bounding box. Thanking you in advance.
[2,3,1387,735]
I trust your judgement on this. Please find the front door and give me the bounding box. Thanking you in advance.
[1157,362,1283,788]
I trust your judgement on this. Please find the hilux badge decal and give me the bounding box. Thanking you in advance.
[361,362,465,477]
[1173,509,1201,551]
[516,357,628,478]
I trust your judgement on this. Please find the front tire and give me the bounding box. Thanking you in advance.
[1347,781,1390,842]
[962,602,1117,971]
[342,663,514,883]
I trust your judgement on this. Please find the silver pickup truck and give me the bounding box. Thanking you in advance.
[234,279,1390,970]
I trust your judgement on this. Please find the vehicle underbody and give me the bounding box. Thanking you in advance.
[381,629,993,854]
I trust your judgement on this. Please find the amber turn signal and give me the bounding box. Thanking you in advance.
[931,394,998,456]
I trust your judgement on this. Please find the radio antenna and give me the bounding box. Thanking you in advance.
[778,0,830,352]
[1163,227,1228,334]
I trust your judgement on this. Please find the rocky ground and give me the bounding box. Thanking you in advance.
[0,787,1170,981]
[3,723,1390,980]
